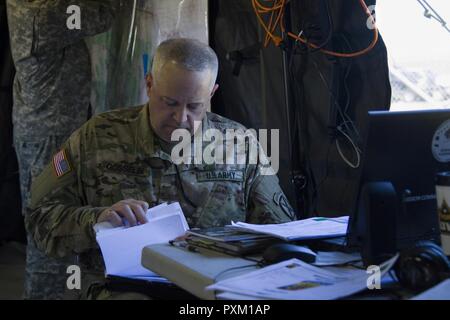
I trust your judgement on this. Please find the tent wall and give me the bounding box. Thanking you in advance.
[210,0,391,217]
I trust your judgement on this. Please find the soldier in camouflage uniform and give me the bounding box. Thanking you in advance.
[27,38,295,299]
[6,0,118,299]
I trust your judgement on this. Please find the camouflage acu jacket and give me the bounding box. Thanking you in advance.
[7,0,118,137]
[27,104,295,275]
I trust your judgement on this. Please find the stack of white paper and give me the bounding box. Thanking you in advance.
[229,216,349,241]
[95,202,189,281]
[207,255,398,300]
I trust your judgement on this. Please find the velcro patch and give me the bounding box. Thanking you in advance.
[52,149,72,178]
[196,170,243,182]
[273,191,296,219]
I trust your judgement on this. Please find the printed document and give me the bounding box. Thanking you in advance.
[207,255,398,300]
[229,216,349,241]
[95,202,189,280]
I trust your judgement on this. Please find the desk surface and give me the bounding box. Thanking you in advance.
[142,243,260,299]
[142,244,420,300]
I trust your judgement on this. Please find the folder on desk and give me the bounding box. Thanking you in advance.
[185,226,281,256]
[186,227,272,242]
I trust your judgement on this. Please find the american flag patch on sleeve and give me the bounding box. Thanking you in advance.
[52,149,72,177]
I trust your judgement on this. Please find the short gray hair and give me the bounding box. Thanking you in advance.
[152,38,218,83]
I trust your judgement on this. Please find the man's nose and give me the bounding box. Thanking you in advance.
[173,106,188,125]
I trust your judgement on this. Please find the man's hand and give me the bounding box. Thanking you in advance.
[98,199,149,227]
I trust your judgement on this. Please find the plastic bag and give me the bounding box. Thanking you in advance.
[86,0,208,113]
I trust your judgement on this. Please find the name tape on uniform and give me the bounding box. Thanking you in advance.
[196,170,243,182]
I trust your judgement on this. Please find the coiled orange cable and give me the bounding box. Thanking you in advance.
[252,0,379,58]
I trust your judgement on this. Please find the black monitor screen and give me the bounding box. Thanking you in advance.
[347,109,450,262]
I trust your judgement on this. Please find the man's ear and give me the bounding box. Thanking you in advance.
[145,73,154,97]
[210,84,219,98]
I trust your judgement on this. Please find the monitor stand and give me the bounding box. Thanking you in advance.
[351,181,398,265]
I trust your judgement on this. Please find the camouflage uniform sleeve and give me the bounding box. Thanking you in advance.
[32,0,119,55]
[244,140,296,224]
[26,129,108,258]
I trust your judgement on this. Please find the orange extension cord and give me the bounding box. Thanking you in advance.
[251,0,379,58]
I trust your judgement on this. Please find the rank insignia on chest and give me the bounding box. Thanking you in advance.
[52,149,72,178]
[196,170,244,182]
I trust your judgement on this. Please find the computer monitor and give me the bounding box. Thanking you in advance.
[347,109,450,264]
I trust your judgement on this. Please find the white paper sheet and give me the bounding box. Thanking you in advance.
[148,202,189,230]
[95,202,189,278]
[216,292,264,300]
[207,255,398,300]
[229,216,349,241]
